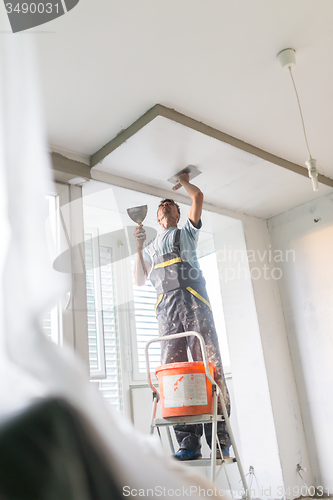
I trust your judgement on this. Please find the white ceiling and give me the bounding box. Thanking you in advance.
[21,0,333,217]
[94,114,332,218]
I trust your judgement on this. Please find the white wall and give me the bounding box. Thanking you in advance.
[214,212,316,497]
[268,192,333,489]
[214,218,284,497]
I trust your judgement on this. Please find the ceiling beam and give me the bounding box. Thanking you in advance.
[90,105,160,168]
[51,152,92,180]
[50,151,256,222]
[90,104,333,188]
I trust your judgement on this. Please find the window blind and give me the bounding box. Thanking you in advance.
[85,235,122,411]
[132,280,161,373]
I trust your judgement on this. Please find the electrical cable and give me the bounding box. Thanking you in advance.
[288,66,312,159]
[296,464,310,493]
[225,466,234,499]
[248,470,254,491]
[253,470,261,497]
[214,439,235,496]
[239,466,258,499]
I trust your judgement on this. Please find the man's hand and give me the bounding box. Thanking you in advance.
[134,224,146,250]
[177,172,190,184]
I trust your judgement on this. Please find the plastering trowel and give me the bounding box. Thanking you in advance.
[127,204,148,276]
[127,205,148,225]
[167,165,202,191]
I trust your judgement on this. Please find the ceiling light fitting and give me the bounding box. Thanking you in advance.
[277,48,319,191]
[68,177,87,186]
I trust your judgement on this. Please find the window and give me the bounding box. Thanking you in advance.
[42,192,62,344]
[43,182,87,359]
[84,229,123,411]
[81,181,231,407]
[132,270,161,374]
[85,229,107,378]
[198,252,230,370]
[43,182,123,410]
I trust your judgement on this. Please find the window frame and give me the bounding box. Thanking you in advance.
[80,213,133,415]
[84,227,107,380]
[77,180,231,415]
[47,182,89,368]
[43,191,63,345]
[44,183,73,348]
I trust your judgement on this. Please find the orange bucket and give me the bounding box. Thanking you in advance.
[155,361,216,418]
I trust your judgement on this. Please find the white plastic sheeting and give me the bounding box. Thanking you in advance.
[0,35,229,499]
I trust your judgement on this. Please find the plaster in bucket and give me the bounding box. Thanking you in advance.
[155,361,216,418]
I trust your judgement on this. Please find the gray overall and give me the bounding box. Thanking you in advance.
[149,229,231,452]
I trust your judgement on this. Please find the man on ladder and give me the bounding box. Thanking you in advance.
[133,172,230,461]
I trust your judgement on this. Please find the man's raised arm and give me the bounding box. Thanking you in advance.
[177,172,203,227]
[133,224,151,286]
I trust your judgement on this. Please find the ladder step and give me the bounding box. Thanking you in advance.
[176,457,237,466]
[153,414,224,426]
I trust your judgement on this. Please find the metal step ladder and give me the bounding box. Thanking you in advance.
[145,331,251,500]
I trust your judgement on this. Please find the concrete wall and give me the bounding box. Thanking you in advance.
[268,192,333,489]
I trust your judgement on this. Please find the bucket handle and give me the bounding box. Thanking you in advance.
[145,331,214,401]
